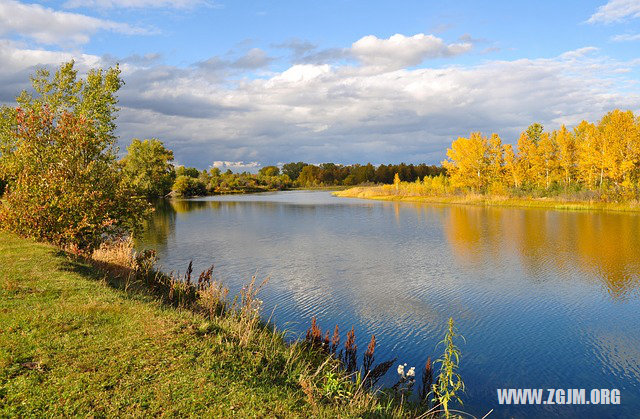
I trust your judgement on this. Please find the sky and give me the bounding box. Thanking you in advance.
[1,0,640,170]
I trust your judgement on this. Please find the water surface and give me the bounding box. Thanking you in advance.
[137,191,640,418]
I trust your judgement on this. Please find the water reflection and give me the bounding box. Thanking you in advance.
[439,205,640,299]
[136,199,176,252]
[159,198,640,300]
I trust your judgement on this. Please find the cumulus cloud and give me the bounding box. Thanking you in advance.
[0,0,150,46]
[211,161,261,172]
[0,38,638,169]
[275,33,472,69]
[123,47,640,167]
[0,39,102,101]
[351,33,472,70]
[588,0,640,23]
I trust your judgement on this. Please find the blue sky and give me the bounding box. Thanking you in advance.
[1,0,639,169]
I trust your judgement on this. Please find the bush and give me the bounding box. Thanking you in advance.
[0,107,146,252]
[172,175,207,197]
[0,61,148,252]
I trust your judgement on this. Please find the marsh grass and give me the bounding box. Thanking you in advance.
[336,183,640,213]
[301,316,476,418]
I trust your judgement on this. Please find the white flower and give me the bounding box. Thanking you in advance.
[397,364,405,377]
[407,367,415,378]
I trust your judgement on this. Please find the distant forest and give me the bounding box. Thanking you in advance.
[167,161,445,197]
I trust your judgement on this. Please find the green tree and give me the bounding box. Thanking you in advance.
[0,61,147,252]
[258,165,280,177]
[175,166,201,178]
[121,138,175,198]
[297,165,321,187]
[282,162,307,181]
[526,123,544,144]
[172,175,207,197]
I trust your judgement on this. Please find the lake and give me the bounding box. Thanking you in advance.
[137,190,640,418]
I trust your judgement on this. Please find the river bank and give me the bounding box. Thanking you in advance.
[0,231,409,417]
[334,186,640,212]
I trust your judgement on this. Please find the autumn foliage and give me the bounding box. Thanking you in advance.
[0,106,145,251]
[443,110,640,200]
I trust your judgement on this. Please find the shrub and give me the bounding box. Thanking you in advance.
[0,61,147,252]
[0,107,146,252]
[172,175,207,197]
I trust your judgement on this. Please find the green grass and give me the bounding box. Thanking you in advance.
[0,232,389,417]
[335,186,640,213]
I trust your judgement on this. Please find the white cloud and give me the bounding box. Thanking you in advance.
[63,0,214,9]
[351,33,472,70]
[111,45,639,167]
[0,40,104,101]
[612,33,640,41]
[559,46,599,59]
[0,39,638,168]
[211,161,261,172]
[588,0,640,23]
[268,64,331,84]
[0,0,151,46]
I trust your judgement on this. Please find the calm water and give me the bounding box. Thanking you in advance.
[137,191,640,418]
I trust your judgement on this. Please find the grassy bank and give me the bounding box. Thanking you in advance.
[335,185,640,212]
[0,232,404,417]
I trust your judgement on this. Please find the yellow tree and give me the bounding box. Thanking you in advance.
[575,120,601,189]
[503,144,521,188]
[555,125,576,187]
[487,133,505,190]
[516,131,537,187]
[442,132,489,192]
[533,132,559,189]
[597,109,639,193]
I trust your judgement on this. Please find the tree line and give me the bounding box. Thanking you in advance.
[119,139,445,198]
[443,112,640,200]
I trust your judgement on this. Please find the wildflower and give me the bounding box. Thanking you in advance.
[407,366,415,378]
[397,363,407,378]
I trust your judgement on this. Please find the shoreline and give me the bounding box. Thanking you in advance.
[334,188,640,213]
[0,231,427,417]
